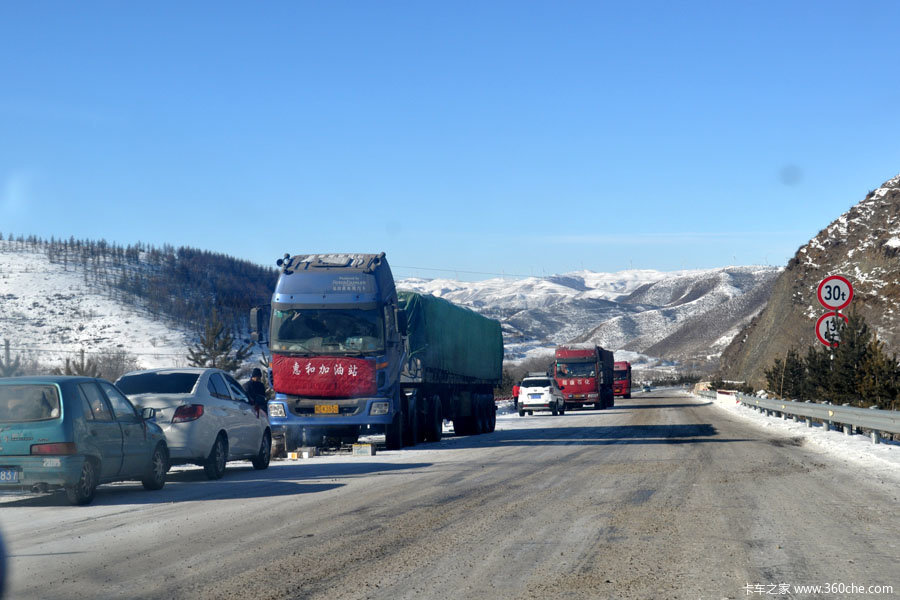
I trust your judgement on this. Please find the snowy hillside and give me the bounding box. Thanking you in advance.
[398,266,780,364]
[0,241,193,372]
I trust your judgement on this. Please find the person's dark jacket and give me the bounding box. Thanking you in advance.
[243,379,268,412]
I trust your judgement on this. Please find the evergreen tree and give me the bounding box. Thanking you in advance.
[0,339,22,377]
[830,311,871,405]
[53,349,102,377]
[187,309,252,373]
[802,345,832,401]
[765,347,805,399]
[858,337,900,410]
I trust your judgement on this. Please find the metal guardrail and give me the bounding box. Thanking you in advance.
[697,390,899,443]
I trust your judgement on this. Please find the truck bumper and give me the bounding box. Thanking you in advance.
[268,395,396,428]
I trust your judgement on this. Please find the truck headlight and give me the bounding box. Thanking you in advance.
[269,403,286,418]
[370,402,390,416]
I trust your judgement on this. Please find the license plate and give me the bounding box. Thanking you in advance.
[314,404,339,415]
[529,394,542,399]
[0,468,19,483]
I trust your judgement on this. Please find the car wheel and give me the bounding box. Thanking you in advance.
[66,459,98,506]
[142,444,168,490]
[203,435,228,480]
[551,403,558,416]
[252,431,272,470]
[559,402,565,416]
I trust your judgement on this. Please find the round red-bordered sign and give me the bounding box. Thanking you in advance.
[817,275,853,311]
[815,312,848,348]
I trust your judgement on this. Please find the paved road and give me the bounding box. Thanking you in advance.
[3,390,898,599]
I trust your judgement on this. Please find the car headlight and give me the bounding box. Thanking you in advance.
[269,403,286,418]
[370,401,390,416]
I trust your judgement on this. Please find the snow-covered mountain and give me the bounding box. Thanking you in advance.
[399,266,780,364]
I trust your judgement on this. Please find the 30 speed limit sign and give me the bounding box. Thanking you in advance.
[816,312,848,348]
[817,275,853,311]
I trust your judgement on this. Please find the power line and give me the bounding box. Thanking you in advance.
[392,264,540,279]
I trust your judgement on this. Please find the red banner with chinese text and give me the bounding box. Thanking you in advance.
[272,355,377,398]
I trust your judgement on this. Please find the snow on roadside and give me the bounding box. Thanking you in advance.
[696,391,900,483]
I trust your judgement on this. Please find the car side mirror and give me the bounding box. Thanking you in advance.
[141,407,156,420]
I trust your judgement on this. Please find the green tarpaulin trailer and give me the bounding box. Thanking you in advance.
[398,291,503,386]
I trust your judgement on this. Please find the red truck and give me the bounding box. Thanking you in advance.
[553,345,615,410]
[613,361,632,399]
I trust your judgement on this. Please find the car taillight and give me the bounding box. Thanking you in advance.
[31,442,77,455]
[172,404,204,423]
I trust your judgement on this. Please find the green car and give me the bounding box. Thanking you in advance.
[0,376,169,505]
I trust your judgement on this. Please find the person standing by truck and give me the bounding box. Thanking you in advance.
[243,368,268,414]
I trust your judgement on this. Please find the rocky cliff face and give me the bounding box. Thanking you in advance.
[720,173,900,388]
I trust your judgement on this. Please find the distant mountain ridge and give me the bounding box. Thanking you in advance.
[398,265,780,365]
[720,173,900,388]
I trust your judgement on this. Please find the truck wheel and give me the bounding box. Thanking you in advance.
[424,395,443,442]
[518,409,525,417]
[402,393,417,447]
[488,402,497,432]
[474,398,486,434]
[385,412,403,450]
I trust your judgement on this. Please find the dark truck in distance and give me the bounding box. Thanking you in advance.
[553,345,615,410]
[252,253,503,450]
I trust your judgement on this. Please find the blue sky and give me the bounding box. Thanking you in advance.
[2,2,899,280]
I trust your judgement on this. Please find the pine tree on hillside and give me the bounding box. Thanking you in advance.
[858,337,900,410]
[830,311,871,404]
[0,339,22,377]
[53,349,102,378]
[802,346,832,401]
[764,347,804,399]
[187,310,253,373]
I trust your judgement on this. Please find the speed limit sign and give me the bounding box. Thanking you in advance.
[816,312,848,348]
[817,275,853,311]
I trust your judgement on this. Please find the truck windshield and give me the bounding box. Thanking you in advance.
[614,371,630,381]
[271,308,384,355]
[556,362,595,377]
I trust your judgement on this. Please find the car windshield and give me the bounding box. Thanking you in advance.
[0,384,61,422]
[522,379,551,388]
[556,362,595,377]
[116,372,200,395]
[270,308,384,355]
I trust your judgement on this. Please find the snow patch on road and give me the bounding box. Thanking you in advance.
[698,391,900,484]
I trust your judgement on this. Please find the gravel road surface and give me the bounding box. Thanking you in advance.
[3,390,898,599]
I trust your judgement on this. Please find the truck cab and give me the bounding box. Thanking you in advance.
[264,253,406,448]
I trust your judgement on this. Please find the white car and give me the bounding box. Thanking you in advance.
[116,368,271,479]
[517,376,565,417]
